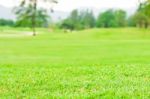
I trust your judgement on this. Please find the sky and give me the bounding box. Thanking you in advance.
[0,0,143,12]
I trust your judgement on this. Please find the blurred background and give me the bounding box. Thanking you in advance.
[0,0,149,31]
[0,1,150,98]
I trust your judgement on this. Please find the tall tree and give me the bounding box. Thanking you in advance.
[96,9,116,28]
[80,10,96,28]
[15,6,49,27]
[60,9,82,30]
[114,10,127,27]
[60,9,96,30]
[133,0,150,28]
[96,9,127,28]
[16,0,57,36]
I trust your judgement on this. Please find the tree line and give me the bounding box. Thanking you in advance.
[58,9,127,30]
[130,0,150,28]
[59,0,150,30]
[0,0,149,34]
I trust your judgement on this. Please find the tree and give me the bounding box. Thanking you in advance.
[60,9,96,30]
[133,12,149,28]
[96,9,127,28]
[80,10,96,28]
[132,0,150,28]
[15,6,49,28]
[60,9,81,30]
[96,9,116,28]
[128,15,136,27]
[142,0,150,27]
[15,0,57,36]
[60,18,74,30]
[0,19,14,26]
[114,10,127,27]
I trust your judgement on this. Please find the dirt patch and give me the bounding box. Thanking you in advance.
[0,32,34,37]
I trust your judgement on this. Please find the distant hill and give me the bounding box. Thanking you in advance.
[0,5,69,22]
[0,5,16,20]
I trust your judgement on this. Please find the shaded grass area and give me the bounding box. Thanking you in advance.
[0,27,150,98]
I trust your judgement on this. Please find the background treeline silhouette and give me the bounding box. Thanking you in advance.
[0,0,149,29]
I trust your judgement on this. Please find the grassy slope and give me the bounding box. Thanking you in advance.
[0,27,150,98]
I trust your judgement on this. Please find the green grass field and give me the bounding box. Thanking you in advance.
[0,27,150,98]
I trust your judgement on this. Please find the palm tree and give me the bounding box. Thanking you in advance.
[15,6,49,27]
[19,0,58,36]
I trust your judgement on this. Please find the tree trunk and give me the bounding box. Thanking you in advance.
[32,0,37,36]
[144,22,148,28]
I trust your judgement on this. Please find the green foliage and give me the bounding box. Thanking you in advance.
[0,19,14,26]
[60,9,96,30]
[114,10,127,27]
[60,18,75,30]
[96,9,127,28]
[15,0,57,36]
[97,10,116,27]
[127,16,136,27]
[80,10,96,28]
[15,5,49,28]
[131,0,150,28]
[133,12,149,28]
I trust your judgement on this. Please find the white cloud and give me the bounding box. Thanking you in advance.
[54,0,140,12]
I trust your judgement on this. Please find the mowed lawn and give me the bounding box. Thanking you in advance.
[0,27,150,98]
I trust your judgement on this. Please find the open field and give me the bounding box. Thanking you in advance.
[0,27,150,98]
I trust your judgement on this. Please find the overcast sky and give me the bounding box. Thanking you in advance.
[0,0,144,12]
